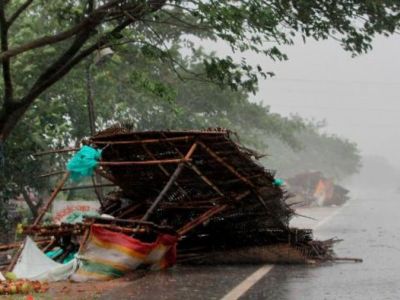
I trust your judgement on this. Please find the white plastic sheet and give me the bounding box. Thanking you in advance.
[12,237,77,282]
[0,271,5,281]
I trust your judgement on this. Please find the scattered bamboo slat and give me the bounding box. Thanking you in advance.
[99,158,189,166]
[92,136,193,145]
[38,170,65,178]
[33,147,79,157]
[140,143,198,221]
[0,239,50,251]
[61,183,116,191]
[178,191,251,235]
[33,172,70,226]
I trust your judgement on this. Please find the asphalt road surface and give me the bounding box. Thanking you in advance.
[102,189,400,300]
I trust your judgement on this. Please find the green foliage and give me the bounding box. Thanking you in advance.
[0,0,384,230]
[1,0,400,139]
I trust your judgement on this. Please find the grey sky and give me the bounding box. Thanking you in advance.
[247,35,400,167]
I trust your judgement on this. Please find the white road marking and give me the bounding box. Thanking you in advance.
[220,203,349,300]
[220,265,274,300]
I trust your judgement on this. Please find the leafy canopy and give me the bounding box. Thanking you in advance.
[0,0,399,140]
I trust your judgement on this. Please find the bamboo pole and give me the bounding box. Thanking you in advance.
[38,170,65,178]
[140,143,198,221]
[92,136,193,145]
[60,183,115,191]
[33,147,79,157]
[91,223,147,234]
[95,168,117,184]
[6,244,24,272]
[159,133,225,197]
[99,158,187,166]
[197,141,254,187]
[331,257,363,263]
[85,216,168,229]
[78,227,91,253]
[186,163,225,196]
[33,172,70,226]
[197,141,269,208]
[140,143,191,201]
[178,191,251,235]
[178,205,227,235]
[116,203,142,218]
[0,239,50,251]
[141,163,186,221]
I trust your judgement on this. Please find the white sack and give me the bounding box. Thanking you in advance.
[12,237,77,282]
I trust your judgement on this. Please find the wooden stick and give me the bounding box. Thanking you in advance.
[331,257,363,263]
[178,205,227,235]
[92,136,193,145]
[197,141,269,209]
[85,216,166,228]
[0,239,50,251]
[33,172,70,226]
[78,227,91,253]
[38,170,65,178]
[116,203,142,218]
[141,163,186,221]
[95,168,117,184]
[33,147,79,157]
[197,141,254,187]
[99,158,188,166]
[140,143,198,221]
[60,183,115,191]
[42,239,57,252]
[6,243,24,272]
[140,143,191,201]
[178,191,251,235]
[91,223,147,234]
[159,133,225,197]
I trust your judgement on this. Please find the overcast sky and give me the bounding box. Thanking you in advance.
[245,35,400,167]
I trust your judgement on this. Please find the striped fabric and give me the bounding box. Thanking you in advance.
[71,225,178,282]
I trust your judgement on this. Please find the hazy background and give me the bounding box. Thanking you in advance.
[250,36,400,169]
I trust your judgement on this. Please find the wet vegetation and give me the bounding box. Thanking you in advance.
[1,0,399,234]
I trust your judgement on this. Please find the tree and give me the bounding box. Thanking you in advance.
[0,40,307,222]
[1,0,399,145]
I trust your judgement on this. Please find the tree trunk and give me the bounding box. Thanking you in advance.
[21,187,39,218]
[0,101,30,142]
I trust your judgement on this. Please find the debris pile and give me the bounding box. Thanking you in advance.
[1,127,350,282]
[286,171,350,207]
[91,127,336,263]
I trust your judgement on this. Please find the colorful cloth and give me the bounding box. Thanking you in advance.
[71,226,178,282]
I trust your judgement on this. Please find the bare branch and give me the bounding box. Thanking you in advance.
[7,0,34,27]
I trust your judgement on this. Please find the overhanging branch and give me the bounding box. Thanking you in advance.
[0,12,106,60]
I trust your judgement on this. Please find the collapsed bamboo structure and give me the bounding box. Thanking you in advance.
[1,126,345,272]
[88,126,335,263]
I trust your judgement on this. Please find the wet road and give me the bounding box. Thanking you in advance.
[102,190,400,299]
[241,190,400,299]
